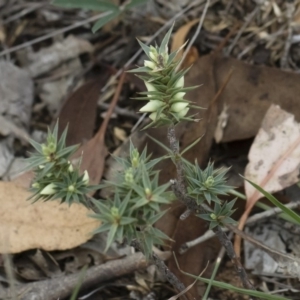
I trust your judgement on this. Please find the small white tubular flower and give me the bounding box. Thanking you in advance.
[149,46,158,61]
[140,100,164,112]
[145,82,156,92]
[144,60,156,69]
[174,92,186,100]
[149,112,166,121]
[68,162,74,172]
[175,76,184,89]
[82,170,89,185]
[176,107,189,118]
[170,102,189,113]
[32,182,40,189]
[40,183,56,195]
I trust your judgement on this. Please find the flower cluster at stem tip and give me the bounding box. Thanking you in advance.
[129,24,199,128]
[27,122,98,205]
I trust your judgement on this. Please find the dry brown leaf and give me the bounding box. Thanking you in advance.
[72,72,126,185]
[182,46,199,68]
[58,76,108,146]
[171,19,199,59]
[235,105,300,256]
[156,203,220,299]
[0,181,100,254]
[207,55,300,143]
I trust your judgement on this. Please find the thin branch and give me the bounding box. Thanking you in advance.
[180,201,300,253]
[167,125,255,291]
[130,240,187,298]
[213,226,254,290]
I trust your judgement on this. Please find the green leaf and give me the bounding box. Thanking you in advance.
[29,139,43,154]
[136,39,151,57]
[120,217,137,225]
[56,145,79,159]
[57,124,69,150]
[92,10,120,33]
[183,274,291,300]
[146,134,171,153]
[69,265,88,300]
[130,198,148,210]
[53,0,119,11]
[159,23,174,54]
[105,224,118,251]
[124,0,147,10]
[127,66,151,73]
[119,192,131,215]
[244,178,300,225]
[52,120,59,142]
[147,210,168,225]
[180,135,203,155]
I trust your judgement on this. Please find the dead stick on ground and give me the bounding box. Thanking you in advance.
[0,252,148,300]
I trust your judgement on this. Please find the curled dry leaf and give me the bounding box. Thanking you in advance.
[0,181,100,254]
[171,19,200,68]
[171,19,199,58]
[235,104,300,256]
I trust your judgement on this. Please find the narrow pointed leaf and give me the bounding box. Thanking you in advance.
[92,11,120,33]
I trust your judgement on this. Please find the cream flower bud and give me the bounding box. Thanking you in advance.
[145,82,156,92]
[82,170,89,185]
[144,60,156,69]
[149,46,158,61]
[68,162,74,172]
[175,76,184,88]
[40,183,56,195]
[170,102,189,113]
[140,100,164,112]
[176,107,189,118]
[149,112,166,121]
[68,185,75,192]
[32,182,40,189]
[174,92,186,100]
[162,50,169,64]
